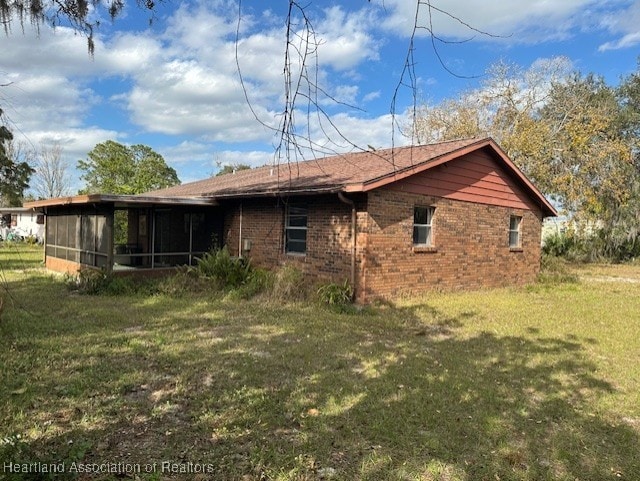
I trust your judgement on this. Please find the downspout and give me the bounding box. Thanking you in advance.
[338,192,356,298]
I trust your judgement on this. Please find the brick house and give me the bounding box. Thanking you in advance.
[27,137,556,302]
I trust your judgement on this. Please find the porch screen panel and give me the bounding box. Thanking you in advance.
[191,212,218,252]
[67,215,77,248]
[56,215,68,258]
[95,214,109,268]
[45,215,56,258]
[67,214,79,262]
[80,213,96,266]
[94,215,107,253]
[154,210,191,266]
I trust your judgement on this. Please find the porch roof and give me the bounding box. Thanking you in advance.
[24,193,218,210]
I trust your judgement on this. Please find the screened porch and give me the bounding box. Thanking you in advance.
[33,194,222,274]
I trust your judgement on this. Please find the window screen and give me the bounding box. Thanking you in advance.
[413,206,435,246]
[285,205,308,254]
[509,215,522,248]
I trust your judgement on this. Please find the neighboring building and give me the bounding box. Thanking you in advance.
[26,138,556,302]
[0,207,45,241]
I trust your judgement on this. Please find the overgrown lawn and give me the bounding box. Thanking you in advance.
[1,247,639,480]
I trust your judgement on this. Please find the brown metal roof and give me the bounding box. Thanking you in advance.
[146,137,557,216]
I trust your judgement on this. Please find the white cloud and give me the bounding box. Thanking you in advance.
[598,1,640,50]
[212,150,274,169]
[1,74,98,131]
[24,128,123,158]
[164,2,240,55]
[159,141,216,165]
[116,3,385,142]
[314,6,379,71]
[0,18,162,78]
[4,0,639,197]
[19,127,126,193]
[363,91,381,103]
[306,112,410,154]
[0,3,405,189]
[0,24,91,76]
[157,142,275,183]
[100,33,164,73]
[378,0,621,44]
[599,32,640,50]
[322,85,359,106]
[124,71,277,141]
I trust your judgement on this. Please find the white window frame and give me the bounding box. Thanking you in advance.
[509,215,522,248]
[413,206,435,247]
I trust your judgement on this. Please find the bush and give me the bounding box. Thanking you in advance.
[65,269,156,296]
[66,268,111,294]
[62,248,323,304]
[271,264,306,301]
[542,230,576,258]
[538,254,579,285]
[543,227,640,263]
[195,246,251,288]
[317,279,353,306]
[24,235,39,245]
[317,279,355,313]
[232,268,274,300]
[157,266,217,296]
[102,276,135,295]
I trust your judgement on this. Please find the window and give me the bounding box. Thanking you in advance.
[285,205,308,254]
[509,215,522,248]
[413,206,435,246]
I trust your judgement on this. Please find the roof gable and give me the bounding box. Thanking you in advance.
[387,147,543,213]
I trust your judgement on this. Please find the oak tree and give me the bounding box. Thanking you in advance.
[78,140,179,195]
[411,59,634,224]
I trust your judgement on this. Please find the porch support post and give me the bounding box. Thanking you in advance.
[188,213,193,265]
[151,208,156,269]
[105,206,114,273]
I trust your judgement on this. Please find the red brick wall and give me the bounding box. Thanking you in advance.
[224,200,284,264]
[222,191,544,302]
[223,196,354,283]
[357,189,543,301]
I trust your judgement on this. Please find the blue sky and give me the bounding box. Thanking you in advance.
[1,0,639,193]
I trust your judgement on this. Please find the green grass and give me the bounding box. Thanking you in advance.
[0,242,43,270]
[0,246,639,480]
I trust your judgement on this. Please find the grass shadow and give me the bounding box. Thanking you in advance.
[0,274,638,480]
